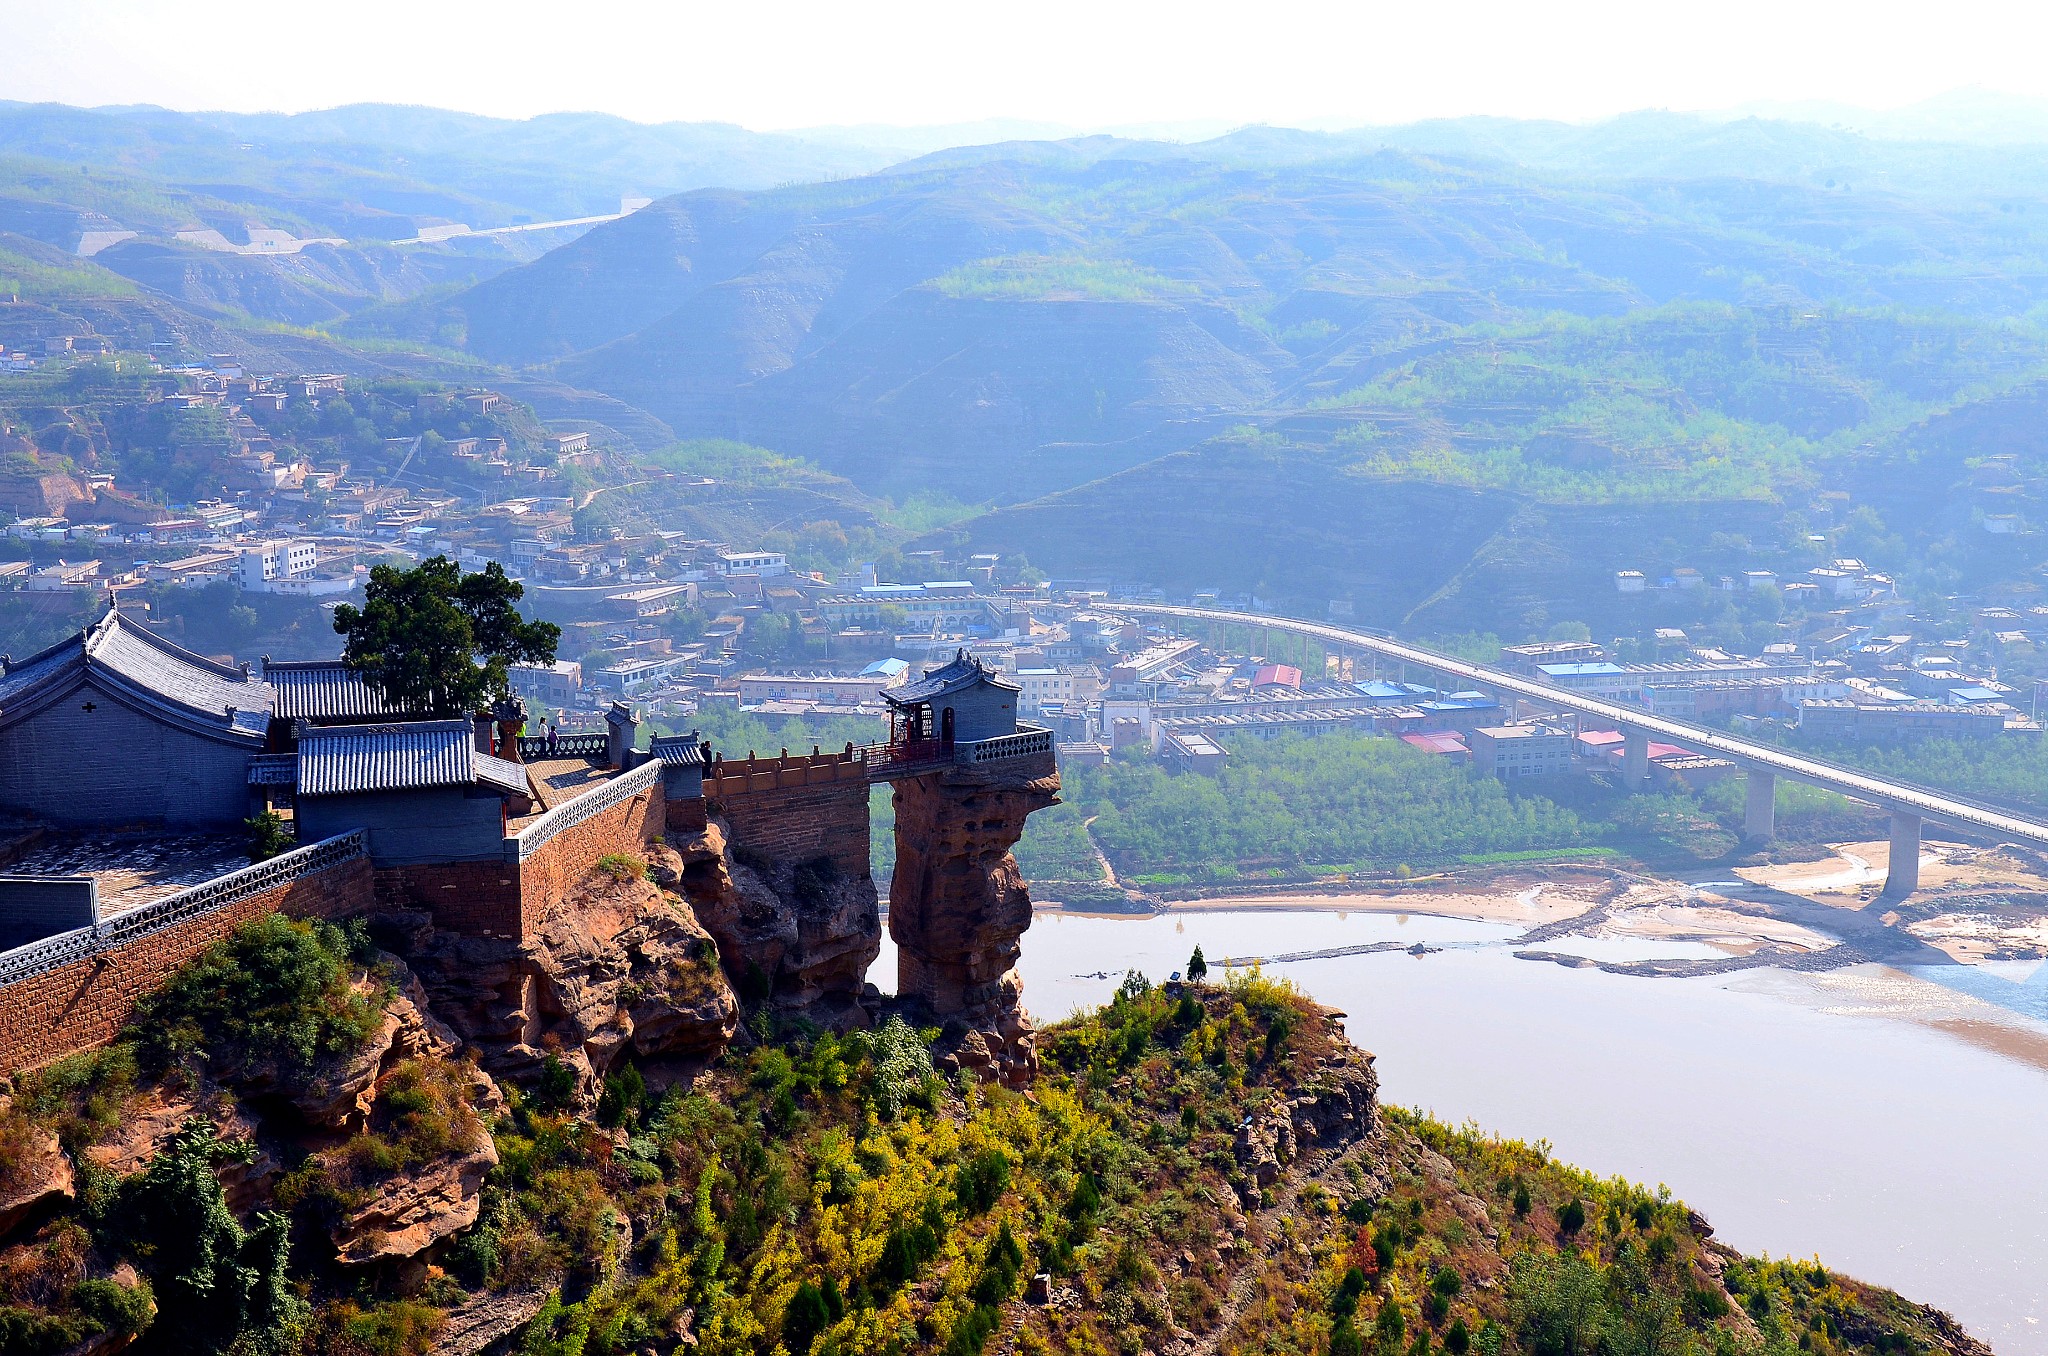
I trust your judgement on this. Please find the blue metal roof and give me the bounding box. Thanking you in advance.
[297,720,530,798]
[1539,662,1627,677]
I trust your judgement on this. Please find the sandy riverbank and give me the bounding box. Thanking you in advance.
[1033,838,2048,971]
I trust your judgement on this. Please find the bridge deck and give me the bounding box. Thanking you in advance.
[1110,603,2048,848]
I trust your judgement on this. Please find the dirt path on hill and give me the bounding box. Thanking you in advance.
[1083,815,1122,889]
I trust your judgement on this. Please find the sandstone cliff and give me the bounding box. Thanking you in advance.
[392,864,738,1097]
[664,817,881,1025]
[886,750,1060,1086]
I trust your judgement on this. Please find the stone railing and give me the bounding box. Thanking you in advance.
[0,829,368,990]
[956,724,1055,765]
[518,732,610,760]
[509,760,660,861]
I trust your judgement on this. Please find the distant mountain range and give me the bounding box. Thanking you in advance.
[12,99,2048,626]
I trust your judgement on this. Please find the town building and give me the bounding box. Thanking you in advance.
[1400,731,1471,764]
[717,551,788,577]
[1499,640,1606,674]
[1467,724,1575,779]
[1797,701,2008,742]
[510,660,585,707]
[1161,728,1229,775]
[237,539,320,590]
[1015,667,1082,712]
[737,666,909,706]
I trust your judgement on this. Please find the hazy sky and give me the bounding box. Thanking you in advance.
[8,0,2048,131]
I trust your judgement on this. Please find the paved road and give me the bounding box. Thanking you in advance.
[1106,603,2048,847]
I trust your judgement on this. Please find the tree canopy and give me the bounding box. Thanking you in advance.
[331,556,559,717]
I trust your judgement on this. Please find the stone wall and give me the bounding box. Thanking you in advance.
[697,752,878,1016]
[0,854,374,1075]
[373,861,522,940]
[514,777,665,936]
[711,755,870,877]
[666,795,708,835]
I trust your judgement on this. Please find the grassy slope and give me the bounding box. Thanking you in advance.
[0,921,1983,1356]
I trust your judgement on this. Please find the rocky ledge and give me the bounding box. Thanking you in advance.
[391,865,739,1097]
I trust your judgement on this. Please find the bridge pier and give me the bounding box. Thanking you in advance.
[1884,810,1922,898]
[1623,728,1650,791]
[1744,768,1776,840]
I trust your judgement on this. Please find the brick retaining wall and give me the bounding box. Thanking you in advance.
[0,854,373,1075]
[0,767,680,1074]
[714,765,870,877]
[666,795,708,835]
[516,778,664,931]
[373,861,522,940]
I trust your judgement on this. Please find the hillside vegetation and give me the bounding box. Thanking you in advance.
[0,918,1984,1356]
[16,107,2048,628]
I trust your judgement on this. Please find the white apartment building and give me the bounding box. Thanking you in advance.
[717,551,788,577]
[237,539,320,590]
[1015,668,1076,711]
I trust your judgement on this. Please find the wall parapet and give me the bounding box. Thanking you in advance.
[517,732,609,760]
[703,749,867,799]
[509,761,661,862]
[0,830,368,990]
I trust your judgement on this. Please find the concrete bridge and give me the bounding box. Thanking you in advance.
[1108,603,2048,897]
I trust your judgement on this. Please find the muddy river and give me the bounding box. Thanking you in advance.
[873,903,2048,1353]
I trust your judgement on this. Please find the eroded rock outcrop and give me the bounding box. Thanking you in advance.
[0,1119,73,1239]
[214,955,459,1132]
[328,1061,504,1266]
[81,1087,278,1213]
[395,868,738,1095]
[1233,1036,1380,1189]
[668,818,881,1024]
[887,751,1060,1086]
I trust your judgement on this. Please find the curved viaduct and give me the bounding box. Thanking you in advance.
[1106,603,2048,896]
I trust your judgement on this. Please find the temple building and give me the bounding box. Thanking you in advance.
[0,609,273,826]
[881,649,1022,748]
[293,720,534,864]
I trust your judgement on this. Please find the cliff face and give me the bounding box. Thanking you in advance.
[667,817,881,1025]
[886,751,1060,1086]
[392,863,739,1095]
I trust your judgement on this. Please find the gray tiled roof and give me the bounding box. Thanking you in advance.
[264,659,414,722]
[0,609,270,740]
[297,720,531,798]
[886,649,1018,706]
[650,733,708,767]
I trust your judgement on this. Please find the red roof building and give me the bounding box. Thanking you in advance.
[1401,731,1470,763]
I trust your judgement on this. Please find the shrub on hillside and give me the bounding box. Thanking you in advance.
[127,914,382,1075]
